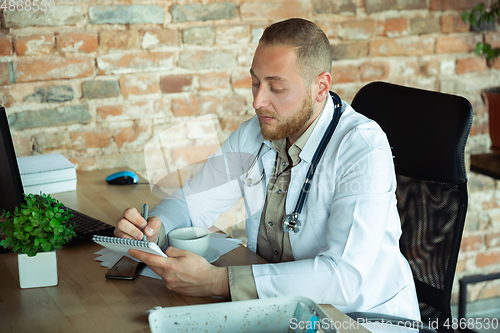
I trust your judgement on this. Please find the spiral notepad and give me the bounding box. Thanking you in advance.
[92,235,167,258]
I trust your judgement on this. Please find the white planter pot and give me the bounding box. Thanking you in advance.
[18,250,58,289]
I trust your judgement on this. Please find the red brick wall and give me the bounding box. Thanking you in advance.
[1,0,500,304]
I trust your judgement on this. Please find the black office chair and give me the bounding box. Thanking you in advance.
[347,82,473,333]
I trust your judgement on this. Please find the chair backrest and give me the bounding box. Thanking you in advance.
[351,82,473,332]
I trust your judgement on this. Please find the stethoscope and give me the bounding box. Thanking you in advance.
[244,91,343,234]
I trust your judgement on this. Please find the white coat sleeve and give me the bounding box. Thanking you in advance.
[148,129,249,238]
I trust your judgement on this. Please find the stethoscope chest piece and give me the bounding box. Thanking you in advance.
[283,212,301,234]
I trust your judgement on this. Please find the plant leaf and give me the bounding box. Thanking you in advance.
[475,42,485,55]
[49,219,60,228]
[0,239,10,248]
[23,225,34,232]
[473,3,485,12]
[41,242,52,252]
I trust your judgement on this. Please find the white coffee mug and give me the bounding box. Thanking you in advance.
[167,227,210,256]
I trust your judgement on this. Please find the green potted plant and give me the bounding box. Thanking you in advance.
[463,1,500,153]
[0,193,76,288]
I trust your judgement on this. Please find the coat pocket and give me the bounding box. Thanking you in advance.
[306,208,330,248]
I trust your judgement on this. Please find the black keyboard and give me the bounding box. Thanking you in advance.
[63,207,115,245]
[0,206,115,253]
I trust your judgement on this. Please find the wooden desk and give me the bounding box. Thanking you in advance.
[0,169,369,333]
[470,153,500,180]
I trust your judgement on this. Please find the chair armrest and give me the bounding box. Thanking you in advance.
[347,312,437,333]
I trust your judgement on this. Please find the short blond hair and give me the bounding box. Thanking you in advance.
[259,18,332,86]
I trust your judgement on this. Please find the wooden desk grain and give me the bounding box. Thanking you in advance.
[0,169,369,333]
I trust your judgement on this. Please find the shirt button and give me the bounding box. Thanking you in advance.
[274,250,279,255]
[282,162,286,167]
[268,221,273,227]
[276,189,282,194]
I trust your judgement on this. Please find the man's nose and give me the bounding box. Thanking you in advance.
[252,86,270,110]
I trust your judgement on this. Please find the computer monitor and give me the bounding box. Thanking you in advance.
[0,106,25,214]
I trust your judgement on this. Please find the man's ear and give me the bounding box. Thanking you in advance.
[314,72,332,103]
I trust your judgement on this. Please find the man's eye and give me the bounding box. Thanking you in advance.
[271,88,284,93]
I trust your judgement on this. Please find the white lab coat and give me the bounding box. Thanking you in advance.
[150,95,421,320]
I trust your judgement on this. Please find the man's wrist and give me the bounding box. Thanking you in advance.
[212,266,230,298]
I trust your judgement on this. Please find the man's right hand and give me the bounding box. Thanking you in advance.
[114,207,162,243]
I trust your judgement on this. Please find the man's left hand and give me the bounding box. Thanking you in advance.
[129,246,230,298]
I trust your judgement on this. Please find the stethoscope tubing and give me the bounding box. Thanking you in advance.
[244,143,265,186]
[294,91,343,215]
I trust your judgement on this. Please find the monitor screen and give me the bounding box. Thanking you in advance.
[0,106,24,215]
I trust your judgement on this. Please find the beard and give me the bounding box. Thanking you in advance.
[256,90,314,141]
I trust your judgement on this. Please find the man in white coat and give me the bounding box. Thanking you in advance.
[115,18,420,320]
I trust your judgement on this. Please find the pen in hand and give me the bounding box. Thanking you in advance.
[141,202,148,241]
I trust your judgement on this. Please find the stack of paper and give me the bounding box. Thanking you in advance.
[17,153,77,195]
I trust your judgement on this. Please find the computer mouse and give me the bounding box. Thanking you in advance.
[106,171,139,185]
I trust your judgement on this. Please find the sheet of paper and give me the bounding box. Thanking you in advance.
[95,233,242,280]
